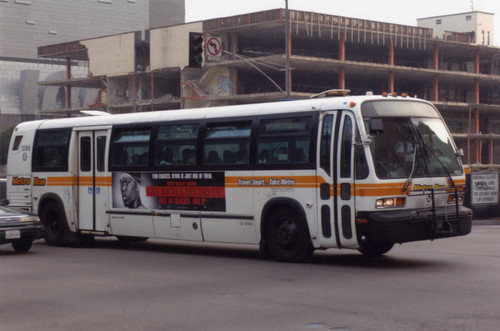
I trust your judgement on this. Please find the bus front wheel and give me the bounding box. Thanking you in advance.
[358,242,394,257]
[266,207,313,262]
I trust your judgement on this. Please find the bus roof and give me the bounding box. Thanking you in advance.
[17,95,432,131]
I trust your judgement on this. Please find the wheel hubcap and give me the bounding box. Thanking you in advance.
[48,213,60,233]
[276,218,298,250]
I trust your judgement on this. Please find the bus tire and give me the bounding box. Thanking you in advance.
[358,243,394,257]
[40,201,69,246]
[266,207,313,262]
[12,239,33,252]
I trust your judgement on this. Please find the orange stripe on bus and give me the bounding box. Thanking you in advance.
[47,176,112,187]
[45,175,465,196]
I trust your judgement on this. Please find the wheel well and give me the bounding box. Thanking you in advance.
[38,194,66,222]
[260,198,309,241]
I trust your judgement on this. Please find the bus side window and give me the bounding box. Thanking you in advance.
[32,129,71,172]
[96,136,106,172]
[110,128,151,168]
[154,124,199,166]
[340,116,352,178]
[320,115,334,175]
[203,121,251,166]
[257,116,311,165]
[80,137,91,172]
[355,132,369,180]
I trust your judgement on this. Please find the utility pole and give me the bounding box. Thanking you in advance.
[285,0,291,99]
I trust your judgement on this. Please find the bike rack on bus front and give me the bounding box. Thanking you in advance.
[406,186,464,239]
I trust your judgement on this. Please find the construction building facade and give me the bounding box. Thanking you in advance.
[0,0,185,131]
[37,8,500,173]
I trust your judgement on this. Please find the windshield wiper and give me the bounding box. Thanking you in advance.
[402,145,418,192]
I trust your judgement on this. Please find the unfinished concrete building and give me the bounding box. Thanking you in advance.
[38,8,500,171]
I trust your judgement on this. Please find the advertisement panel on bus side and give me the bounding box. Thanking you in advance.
[112,171,226,211]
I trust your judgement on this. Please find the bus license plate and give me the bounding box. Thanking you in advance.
[6,230,21,239]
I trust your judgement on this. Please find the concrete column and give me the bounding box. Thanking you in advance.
[475,51,480,74]
[286,27,292,97]
[433,76,439,101]
[132,74,136,104]
[66,57,71,109]
[231,33,238,60]
[285,3,291,99]
[388,40,394,66]
[490,135,494,164]
[231,33,239,96]
[475,109,480,163]
[388,71,394,93]
[433,45,439,70]
[474,80,480,103]
[234,68,239,96]
[338,68,345,89]
[338,35,345,60]
[338,35,345,89]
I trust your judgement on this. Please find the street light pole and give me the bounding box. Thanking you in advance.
[285,0,290,99]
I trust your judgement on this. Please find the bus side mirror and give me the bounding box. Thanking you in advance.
[368,118,384,135]
[457,148,464,157]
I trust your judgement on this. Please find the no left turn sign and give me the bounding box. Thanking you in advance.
[206,36,222,61]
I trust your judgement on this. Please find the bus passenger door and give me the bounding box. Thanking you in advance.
[335,112,358,248]
[316,113,338,248]
[77,130,110,233]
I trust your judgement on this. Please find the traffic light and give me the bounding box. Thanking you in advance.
[189,32,203,68]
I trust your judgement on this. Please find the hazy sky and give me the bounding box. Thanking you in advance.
[186,0,500,45]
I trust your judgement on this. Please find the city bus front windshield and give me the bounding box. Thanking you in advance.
[366,117,463,179]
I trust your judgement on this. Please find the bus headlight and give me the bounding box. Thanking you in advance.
[376,197,406,209]
[448,192,464,204]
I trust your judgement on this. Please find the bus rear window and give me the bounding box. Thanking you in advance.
[33,129,71,172]
[12,135,23,151]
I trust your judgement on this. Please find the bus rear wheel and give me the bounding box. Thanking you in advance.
[358,242,394,257]
[40,202,68,246]
[266,207,313,262]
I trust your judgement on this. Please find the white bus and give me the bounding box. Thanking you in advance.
[6,93,472,261]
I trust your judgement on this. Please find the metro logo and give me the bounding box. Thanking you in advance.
[33,177,47,186]
[413,184,445,191]
[12,177,31,185]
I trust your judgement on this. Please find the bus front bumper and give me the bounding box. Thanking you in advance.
[356,206,472,245]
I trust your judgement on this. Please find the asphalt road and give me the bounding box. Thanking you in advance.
[1,222,500,331]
